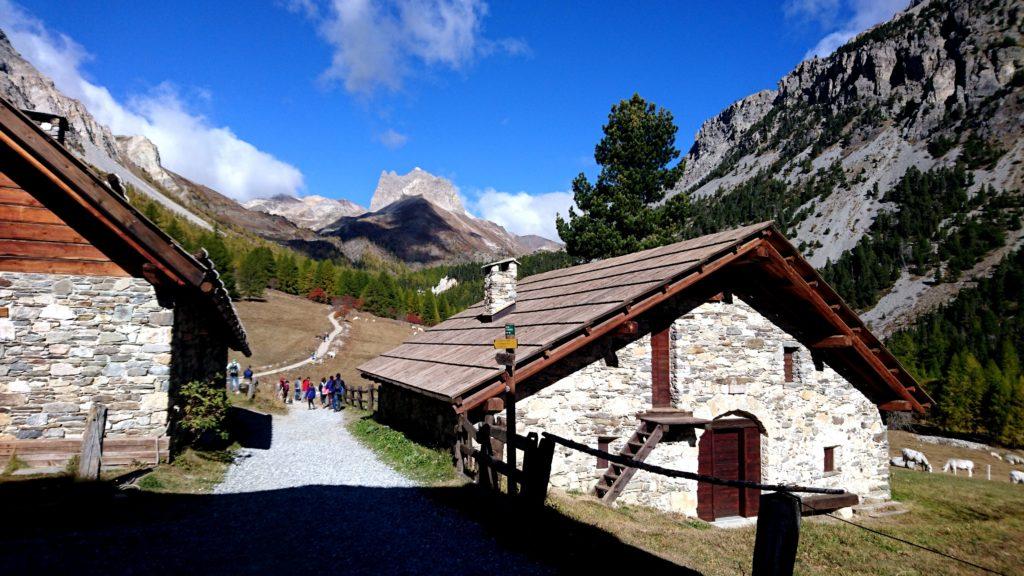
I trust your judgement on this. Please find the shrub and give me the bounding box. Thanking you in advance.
[178,380,231,445]
[307,287,330,303]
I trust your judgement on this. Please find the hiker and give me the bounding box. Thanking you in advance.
[319,377,328,407]
[280,379,289,403]
[293,374,302,402]
[333,375,345,411]
[325,375,335,409]
[243,365,254,391]
[226,359,240,394]
[305,382,316,409]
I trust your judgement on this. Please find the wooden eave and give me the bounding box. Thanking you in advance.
[0,98,250,355]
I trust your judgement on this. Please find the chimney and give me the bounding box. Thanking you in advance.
[22,109,69,145]
[481,257,519,320]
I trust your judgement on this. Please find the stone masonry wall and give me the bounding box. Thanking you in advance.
[514,297,890,517]
[0,272,172,440]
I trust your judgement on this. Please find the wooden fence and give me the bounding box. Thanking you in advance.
[0,436,170,471]
[454,415,554,505]
[342,386,379,411]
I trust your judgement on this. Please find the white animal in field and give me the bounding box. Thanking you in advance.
[1011,470,1024,484]
[901,448,933,472]
[890,456,908,468]
[1005,454,1024,466]
[327,351,337,359]
[943,459,974,477]
[991,452,1002,460]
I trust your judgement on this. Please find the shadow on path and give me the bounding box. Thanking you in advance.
[0,477,699,575]
[227,406,273,450]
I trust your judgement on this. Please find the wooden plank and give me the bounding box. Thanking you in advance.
[0,187,42,206]
[0,204,64,225]
[879,400,913,412]
[0,221,89,243]
[0,169,19,188]
[0,256,128,276]
[652,327,671,408]
[77,404,106,480]
[800,492,859,514]
[0,239,109,260]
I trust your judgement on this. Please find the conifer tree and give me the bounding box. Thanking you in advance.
[199,228,237,299]
[556,94,687,261]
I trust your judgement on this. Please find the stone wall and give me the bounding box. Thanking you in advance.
[513,297,890,517]
[0,272,172,440]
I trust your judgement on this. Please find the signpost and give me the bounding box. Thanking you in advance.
[496,324,518,495]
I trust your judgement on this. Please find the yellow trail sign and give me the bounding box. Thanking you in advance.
[493,338,518,350]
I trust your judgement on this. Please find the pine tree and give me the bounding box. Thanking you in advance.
[237,249,271,299]
[556,94,686,261]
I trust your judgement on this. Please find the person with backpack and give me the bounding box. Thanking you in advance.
[243,365,254,392]
[333,375,345,411]
[293,374,302,402]
[280,379,289,403]
[305,383,316,410]
[325,375,335,410]
[319,377,328,407]
[226,359,240,394]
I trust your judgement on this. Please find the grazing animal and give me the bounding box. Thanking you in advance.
[1011,471,1024,484]
[1005,454,1024,466]
[943,459,974,477]
[901,448,933,472]
[327,351,337,359]
[991,452,1002,461]
[890,456,908,468]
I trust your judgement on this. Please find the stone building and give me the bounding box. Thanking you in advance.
[0,99,249,451]
[361,222,930,522]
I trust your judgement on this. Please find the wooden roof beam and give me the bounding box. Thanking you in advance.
[757,240,925,413]
[811,335,853,349]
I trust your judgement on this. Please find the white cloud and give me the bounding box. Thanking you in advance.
[376,128,409,149]
[472,188,575,242]
[314,0,525,95]
[798,0,908,59]
[0,1,305,201]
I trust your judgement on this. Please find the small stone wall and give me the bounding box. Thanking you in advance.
[0,272,172,440]
[514,297,890,517]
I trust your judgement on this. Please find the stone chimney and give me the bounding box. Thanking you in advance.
[482,257,519,319]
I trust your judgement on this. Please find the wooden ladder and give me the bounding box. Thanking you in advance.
[594,421,665,504]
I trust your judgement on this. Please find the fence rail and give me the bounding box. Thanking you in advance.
[342,386,378,411]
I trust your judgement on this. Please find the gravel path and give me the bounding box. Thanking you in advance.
[254,311,345,378]
[2,405,553,575]
[216,403,413,492]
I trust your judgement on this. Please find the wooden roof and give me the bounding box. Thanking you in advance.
[0,97,250,355]
[360,222,931,414]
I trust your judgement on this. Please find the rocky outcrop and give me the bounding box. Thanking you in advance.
[322,196,532,266]
[369,167,466,213]
[115,135,182,195]
[669,0,1024,331]
[244,194,365,231]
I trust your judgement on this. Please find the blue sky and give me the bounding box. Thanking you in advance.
[0,0,906,240]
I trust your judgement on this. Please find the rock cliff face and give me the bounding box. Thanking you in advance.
[369,167,466,213]
[670,0,1024,333]
[244,194,365,231]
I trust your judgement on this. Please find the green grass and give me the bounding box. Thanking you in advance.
[548,468,1024,575]
[2,455,29,476]
[134,447,237,494]
[345,409,455,485]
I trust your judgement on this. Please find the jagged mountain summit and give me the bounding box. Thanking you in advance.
[244,194,365,231]
[669,0,1023,335]
[369,167,466,214]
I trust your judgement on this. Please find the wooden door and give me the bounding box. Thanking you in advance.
[712,428,742,518]
[697,419,762,521]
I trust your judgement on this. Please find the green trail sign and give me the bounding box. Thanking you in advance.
[505,323,516,337]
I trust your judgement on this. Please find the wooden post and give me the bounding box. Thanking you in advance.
[751,492,801,576]
[522,432,555,506]
[987,464,991,481]
[505,350,517,496]
[77,404,107,480]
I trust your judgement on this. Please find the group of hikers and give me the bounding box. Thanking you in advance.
[278,374,347,411]
[226,359,253,395]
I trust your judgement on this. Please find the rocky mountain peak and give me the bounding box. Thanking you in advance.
[244,194,366,231]
[115,135,181,194]
[369,167,466,214]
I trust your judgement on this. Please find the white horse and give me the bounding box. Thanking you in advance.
[1011,470,1024,484]
[943,459,974,477]
[901,448,933,472]
[1005,454,1024,466]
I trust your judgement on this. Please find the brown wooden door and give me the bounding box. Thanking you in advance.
[712,428,742,518]
[697,419,762,521]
